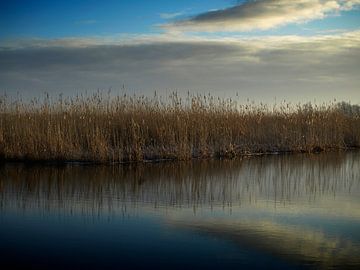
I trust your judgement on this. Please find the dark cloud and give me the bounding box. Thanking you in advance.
[0,33,359,102]
[0,42,241,71]
[164,0,360,32]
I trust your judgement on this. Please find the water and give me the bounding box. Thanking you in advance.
[0,152,360,269]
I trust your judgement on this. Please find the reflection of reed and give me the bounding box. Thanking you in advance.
[170,219,360,269]
[0,152,359,214]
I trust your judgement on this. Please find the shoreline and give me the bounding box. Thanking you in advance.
[1,146,358,166]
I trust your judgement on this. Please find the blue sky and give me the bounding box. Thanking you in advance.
[1,0,360,103]
[1,0,359,38]
[0,0,232,37]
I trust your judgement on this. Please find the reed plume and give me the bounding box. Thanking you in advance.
[0,92,359,163]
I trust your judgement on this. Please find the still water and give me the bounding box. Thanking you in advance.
[0,152,360,269]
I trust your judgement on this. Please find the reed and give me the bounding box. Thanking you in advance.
[0,92,359,163]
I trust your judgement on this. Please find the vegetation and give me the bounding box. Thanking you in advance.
[0,92,359,163]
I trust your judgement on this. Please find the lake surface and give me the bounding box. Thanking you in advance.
[1,152,360,269]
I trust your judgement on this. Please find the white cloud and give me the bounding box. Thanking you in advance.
[160,12,184,19]
[163,0,360,32]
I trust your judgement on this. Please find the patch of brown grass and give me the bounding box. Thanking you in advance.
[0,92,359,162]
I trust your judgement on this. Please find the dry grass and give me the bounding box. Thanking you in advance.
[0,92,359,163]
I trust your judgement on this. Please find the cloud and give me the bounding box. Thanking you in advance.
[164,0,360,32]
[160,12,185,19]
[0,31,360,102]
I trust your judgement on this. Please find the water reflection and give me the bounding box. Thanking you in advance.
[1,152,359,211]
[170,219,360,269]
[1,151,360,269]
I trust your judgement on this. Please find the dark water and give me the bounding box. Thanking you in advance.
[1,152,360,270]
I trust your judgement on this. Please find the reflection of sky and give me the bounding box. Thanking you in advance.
[1,152,360,219]
[168,218,360,267]
[0,208,298,269]
[1,152,360,268]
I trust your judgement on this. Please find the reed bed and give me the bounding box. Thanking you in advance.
[0,92,359,163]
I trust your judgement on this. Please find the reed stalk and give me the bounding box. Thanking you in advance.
[0,92,359,163]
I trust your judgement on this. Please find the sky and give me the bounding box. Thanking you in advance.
[1,0,360,103]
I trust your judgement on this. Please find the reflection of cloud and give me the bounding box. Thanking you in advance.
[164,0,360,32]
[169,219,360,269]
[1,153,360,269]
[1,31,360,100]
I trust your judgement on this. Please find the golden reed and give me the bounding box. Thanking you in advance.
[0,92,359,162]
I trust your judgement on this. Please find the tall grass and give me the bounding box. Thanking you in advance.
[0,92,359,163]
